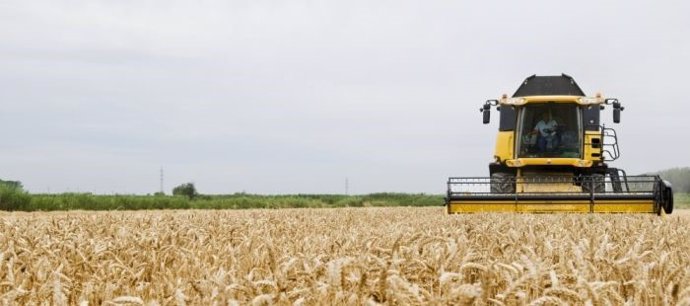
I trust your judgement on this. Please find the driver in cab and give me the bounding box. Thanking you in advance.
[532,112,558,152]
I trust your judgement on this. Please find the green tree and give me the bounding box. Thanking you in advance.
[0,180,29,211]
[172,182,198,199]
[0,179,23,190]
[654,167,690,193]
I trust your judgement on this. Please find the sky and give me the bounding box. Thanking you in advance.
[1,0,689,195]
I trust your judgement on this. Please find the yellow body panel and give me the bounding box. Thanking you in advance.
[494,131,514,161]
[517,182,582,193]
[583,131,602,162]
[500,95,605,106]
[591,201,656,213]
[447,200,655,214]
[505,158,593,168]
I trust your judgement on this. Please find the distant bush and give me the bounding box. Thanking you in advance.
[20,194,191,211]
[336,197,364,207]
[676,193,690,208]
[2,191,445,211]
[363,193,442,206]
[0,179,23,190]
[173,183,198,199]
[0,184,31,211]
[654,167,690,193]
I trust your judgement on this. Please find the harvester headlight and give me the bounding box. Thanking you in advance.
[579,97,600,104]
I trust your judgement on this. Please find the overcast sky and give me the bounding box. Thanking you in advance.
[1,0,689,194]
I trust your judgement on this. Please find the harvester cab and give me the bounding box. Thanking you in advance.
[447,74,673,214]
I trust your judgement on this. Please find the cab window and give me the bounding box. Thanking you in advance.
[516,104,581,158]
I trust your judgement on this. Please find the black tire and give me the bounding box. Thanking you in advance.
[582,174,605,193]
[663,186,673,214]
[491,172,515,193]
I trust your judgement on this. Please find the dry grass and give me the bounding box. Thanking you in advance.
[1,208,689,305]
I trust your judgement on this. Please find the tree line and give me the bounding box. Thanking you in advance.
[654,167,690,193]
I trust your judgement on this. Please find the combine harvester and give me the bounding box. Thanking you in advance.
[446,74,673,215]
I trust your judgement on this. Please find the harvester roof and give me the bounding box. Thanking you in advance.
[512,74,585,97]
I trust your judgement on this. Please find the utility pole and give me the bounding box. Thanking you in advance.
[345,177,349,195]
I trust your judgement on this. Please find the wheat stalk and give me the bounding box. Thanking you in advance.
[0,208,688,304]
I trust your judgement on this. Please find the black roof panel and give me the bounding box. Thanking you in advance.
[512,74,586,97]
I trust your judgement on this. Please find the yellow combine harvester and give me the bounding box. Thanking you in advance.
[446,74,674,215]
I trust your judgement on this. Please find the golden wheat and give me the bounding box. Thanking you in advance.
[0,208,689,305]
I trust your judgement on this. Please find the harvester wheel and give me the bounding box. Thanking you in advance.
[490,172,515,193]
[663,185,673,214]
[582,174,605,193]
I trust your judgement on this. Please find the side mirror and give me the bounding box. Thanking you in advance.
[482,105,490,124]
[613,108,620,123]
[612,101,624,123]
[481,100,498,124]
[605,98,624,124]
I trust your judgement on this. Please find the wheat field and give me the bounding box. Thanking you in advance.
[1,208,689,305]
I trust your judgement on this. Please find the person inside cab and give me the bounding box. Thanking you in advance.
[532,111,558,153]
